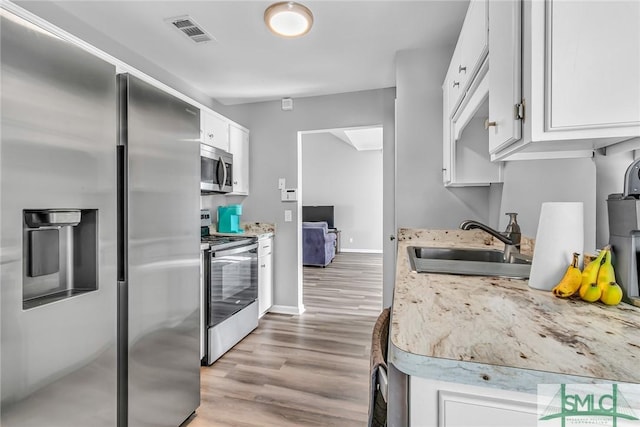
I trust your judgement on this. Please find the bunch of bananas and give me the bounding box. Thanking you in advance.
[551,252,582,297]
[551,246,623,306]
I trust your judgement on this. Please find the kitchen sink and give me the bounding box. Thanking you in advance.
[407,246,532,279]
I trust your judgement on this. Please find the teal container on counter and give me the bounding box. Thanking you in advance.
[217,204,243,233]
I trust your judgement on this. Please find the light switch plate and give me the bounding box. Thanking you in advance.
[278,178,285,190]
[284,210,292,222]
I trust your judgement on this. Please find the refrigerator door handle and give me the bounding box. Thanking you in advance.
[117,145,128,282]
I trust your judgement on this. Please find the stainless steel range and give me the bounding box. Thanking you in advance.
[200,210,258,365]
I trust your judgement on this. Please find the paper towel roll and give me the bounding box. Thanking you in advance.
[528,202,584,291]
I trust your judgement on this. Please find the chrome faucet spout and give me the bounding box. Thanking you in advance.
[459,213,522,262]
[459,220,515,245]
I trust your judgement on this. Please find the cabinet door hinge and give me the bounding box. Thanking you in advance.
[515,102,525,121]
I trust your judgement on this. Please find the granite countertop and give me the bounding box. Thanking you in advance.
[201,222,274,251]
[209,222,275,239]
[390,228,640,393]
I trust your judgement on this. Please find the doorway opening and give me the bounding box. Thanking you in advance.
[297,125,384,315]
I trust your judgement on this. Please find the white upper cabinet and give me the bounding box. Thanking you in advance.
[487,0,522,154]
[200,108,250,196]
[201,110,230,151]
[442,69,453,185]
[229,124,249,195]
[459,0,488,86]
[446,0,488,115]
[445,43,465,119]
[545,1,639,132]
[442,0,502,186]
[490,0,640,160]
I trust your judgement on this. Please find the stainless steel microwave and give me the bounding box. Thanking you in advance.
[201,144,233,193]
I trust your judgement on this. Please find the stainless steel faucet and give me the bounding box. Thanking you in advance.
[459,213,522,262]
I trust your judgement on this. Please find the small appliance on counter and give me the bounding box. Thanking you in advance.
[607,158,640,304]
[218,204,243,233]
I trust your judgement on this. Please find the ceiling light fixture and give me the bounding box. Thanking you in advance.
[264,2,313,38]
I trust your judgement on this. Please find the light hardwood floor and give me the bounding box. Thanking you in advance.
[187,252,383,427]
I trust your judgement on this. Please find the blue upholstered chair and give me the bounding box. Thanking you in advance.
[302,221,337,267]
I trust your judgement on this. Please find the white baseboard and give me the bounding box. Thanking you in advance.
[340,248,383,254]
[269,304,306,316]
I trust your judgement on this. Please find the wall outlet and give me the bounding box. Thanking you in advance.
[284,210,292,222]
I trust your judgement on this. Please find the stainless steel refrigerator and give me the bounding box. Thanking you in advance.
[1,8,201,427]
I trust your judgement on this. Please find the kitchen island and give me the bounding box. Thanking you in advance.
[389,228,640,426]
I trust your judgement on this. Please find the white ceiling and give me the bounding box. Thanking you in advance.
[17,1,469,106]
[331,127,383,151]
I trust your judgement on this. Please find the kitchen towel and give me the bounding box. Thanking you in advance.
[528,202,584,291]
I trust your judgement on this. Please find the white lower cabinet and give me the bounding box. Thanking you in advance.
[258,236,273,317]
[410,377,538,427]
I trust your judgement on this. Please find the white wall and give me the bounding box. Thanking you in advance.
[395,48,493,229]
[301,132,383,252]
[395,47,636,256]
[240,89,395,313]
[498,152,635,254]
[16,1,251,128]
[499,158,597,251]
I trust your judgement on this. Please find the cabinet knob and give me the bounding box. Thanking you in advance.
[484,120,497,130]
[389,235,396,241]
[208,133,214,138]
[261,264,266,268]
[452,81,460,88]
[458,65,467,74]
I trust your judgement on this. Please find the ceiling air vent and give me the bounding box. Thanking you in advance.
[166,15,215,44]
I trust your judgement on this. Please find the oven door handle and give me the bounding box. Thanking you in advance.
[211,243,258,257]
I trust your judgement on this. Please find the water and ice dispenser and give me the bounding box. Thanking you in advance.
[22,209,98,309]
[607,159,640,304]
